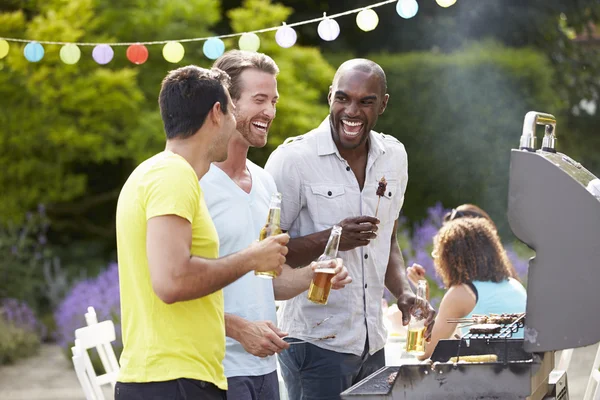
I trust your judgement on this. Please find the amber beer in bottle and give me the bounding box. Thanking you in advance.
[255,192,283,279]
[405,279,428,356]
[307,225,342,305]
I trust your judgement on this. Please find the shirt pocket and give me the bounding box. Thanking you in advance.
[375,179,400,225]
[307,184,347,227]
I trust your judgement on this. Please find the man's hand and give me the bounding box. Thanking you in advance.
[396,292,437,341]
[246,233,289,276]
[237,320,290,358]
[310,258,352,290]
[337,216,379,251]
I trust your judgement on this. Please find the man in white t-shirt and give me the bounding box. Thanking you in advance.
[200,50,352,400]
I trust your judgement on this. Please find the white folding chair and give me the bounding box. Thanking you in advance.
[72,339,98,400]
[73,319,120,399]
[584,343,600,400]
[83,306,120,378]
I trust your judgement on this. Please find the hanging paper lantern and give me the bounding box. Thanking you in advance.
[436,0,457,7]
[59,44,81,65]
[203,38,225,60]
[238,33,260,52]
[24,42,44,62]
[0,40,9,59]
[92,44,114,65]
[126,44,149,65]
[163,41,185,63]
[275,23,297,48]
[356,9,379,32]
[396,0,419,19]
[318,14,340,41]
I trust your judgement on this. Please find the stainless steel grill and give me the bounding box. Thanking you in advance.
[341,111,600,400]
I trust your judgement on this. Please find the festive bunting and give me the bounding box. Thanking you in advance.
[0,1,447,65]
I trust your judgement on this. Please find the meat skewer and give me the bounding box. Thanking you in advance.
[375,176,387,217]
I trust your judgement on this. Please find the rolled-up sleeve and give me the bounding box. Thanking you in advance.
[265,148,302,232]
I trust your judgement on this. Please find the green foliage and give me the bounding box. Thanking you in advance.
[370,41,562,236]
[226,0,335,166]
[0,318,40,365]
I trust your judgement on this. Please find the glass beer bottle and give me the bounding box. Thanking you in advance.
[307,225,342,305]
[255,192,283,279]
[405,279,427,356]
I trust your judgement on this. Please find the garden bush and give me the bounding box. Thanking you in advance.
[0,298,44,364]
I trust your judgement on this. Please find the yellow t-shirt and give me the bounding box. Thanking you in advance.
[115,150,226,389]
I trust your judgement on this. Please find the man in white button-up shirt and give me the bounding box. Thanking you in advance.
[265,59,436,399]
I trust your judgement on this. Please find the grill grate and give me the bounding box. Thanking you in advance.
[461,313,526,340]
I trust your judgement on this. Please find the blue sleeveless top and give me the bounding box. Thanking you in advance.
[461,278,527,337]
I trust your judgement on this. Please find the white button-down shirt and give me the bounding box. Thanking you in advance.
[265,116,408,356]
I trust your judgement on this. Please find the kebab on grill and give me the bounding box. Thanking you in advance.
[468,323,502,334]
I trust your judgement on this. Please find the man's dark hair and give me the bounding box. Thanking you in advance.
[158,65,231,140]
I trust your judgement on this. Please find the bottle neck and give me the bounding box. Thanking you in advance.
[266,207,281,226]
[321,226,342,259]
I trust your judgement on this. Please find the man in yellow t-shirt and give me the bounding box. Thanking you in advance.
[115,65,289,400]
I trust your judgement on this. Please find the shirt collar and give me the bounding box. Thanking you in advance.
[316,116,386,161]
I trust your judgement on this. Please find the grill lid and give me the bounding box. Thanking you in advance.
[508,111,600,352]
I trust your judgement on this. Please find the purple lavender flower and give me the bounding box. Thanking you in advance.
[1,298,46,338]
[505,246,530,282]
[54,263,121,352]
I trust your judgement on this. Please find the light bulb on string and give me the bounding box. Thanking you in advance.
[239,33,260,52]
[163,41,185,63]
[318,13,340,41]
[24,42,44,62]
[275,23,297,48]
[127,44,149,65]
[436,0,457,7]
[0,40,9,59]
[356,9,379,32]
[203,38,225,60]
[59,44,81,64]
[92,44,114,65]
[396,0,419,19]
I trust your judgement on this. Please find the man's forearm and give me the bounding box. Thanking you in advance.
[166,250,255,304]
[285,230,330,268]
[273,265,313,300]
[225,313,248,342]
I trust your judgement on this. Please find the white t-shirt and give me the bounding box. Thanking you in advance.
[199,160,278,378]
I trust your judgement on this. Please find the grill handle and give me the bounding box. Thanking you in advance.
[519,111,557,152]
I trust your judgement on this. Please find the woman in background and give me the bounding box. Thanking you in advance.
[407,217,527,360]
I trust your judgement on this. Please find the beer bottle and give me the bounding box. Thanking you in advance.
[255,192,283,279]
[307,225,342,304]
[405,279,428,356]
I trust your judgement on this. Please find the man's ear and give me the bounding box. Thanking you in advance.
[210,101,223,125]
[379,93,389,115]
[327,85,333,106]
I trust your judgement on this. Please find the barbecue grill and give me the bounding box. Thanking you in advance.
[341,111,600,399]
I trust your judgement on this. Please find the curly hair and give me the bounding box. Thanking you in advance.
[433,217,514,288]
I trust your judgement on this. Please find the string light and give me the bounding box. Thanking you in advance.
[436,0,457,7]
[318,13,340,41]
[59,44,81,64]
[92,44,114,64]
[162,41,185,63]
[356,9,379,32]
[275,23,297,48]
[203,38,225,60]
[0,40,9,59]
[396,0,419,19]
[126,44,149,64]
[238,33,261,52]
[23,42,44,62]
